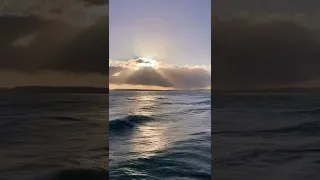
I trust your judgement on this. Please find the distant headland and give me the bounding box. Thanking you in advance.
[212,87,320,93]
[0,86,109,94]
[110,89,210,91]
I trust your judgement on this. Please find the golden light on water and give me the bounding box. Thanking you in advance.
[130,92,157,116]
[131,123,169,158]
[128,92,169,158]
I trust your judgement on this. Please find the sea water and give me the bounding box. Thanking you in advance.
[109,90,211,180]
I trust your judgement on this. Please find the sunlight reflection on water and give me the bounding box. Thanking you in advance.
[109,91,211,179]
[131,122,169,158]
[129,92,170,158]
[130,92,158,116]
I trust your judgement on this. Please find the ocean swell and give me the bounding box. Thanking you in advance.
[110,134,211,180]
[109,115,153,132]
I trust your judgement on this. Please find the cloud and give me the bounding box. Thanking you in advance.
[12,33,37,47]
[212,15,320,89]
[109,58,211,89]
[0,0,108,87]
[214,11,320,29]
[0,12,108,75]
[136,59,146,64]
[88,4,108,16]
[0,0,107,26]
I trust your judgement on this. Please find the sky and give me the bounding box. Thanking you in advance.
[109,0,211,90]
[212,0,320,90]
[2,0,320,90]
[0,0,108,88]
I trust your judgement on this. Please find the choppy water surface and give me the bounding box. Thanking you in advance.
[0,93,108,180]
[109,90,211,180]
[213,93,320,180]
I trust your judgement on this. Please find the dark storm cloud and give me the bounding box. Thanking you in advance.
[212,0,320,14]
[212,16,320,89]
[212,1,320,89]
[158,67,211,89]
[0,0,108,75]
[109,60,211,89]
[135,59,148,64]
[0,0,107,25]
[84,0,106,4]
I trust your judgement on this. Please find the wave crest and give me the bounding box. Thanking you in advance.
[193,99,211,105]
[110,134,211,179]
[109,115,153,131]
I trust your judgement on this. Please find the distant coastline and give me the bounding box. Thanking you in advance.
[111,89,173,91]
[0,86,109,94]
[212,87,320,93]
[1,86,320,94]
[0,86,210,94]
[110,88,211,92]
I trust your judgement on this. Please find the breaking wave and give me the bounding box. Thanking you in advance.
[109,115,153,132]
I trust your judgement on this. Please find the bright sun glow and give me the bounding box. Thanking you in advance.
[136,57,158,69]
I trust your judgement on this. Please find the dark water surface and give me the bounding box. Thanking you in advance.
[109,91,211,180]
[0,93,108,180]
[213,93,320,180]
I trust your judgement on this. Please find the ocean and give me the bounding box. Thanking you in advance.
[0,93,108,180]
[213,93,320,180]
[109,90,211,180]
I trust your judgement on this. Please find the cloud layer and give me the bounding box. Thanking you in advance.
[0,0,109,86]
[212,14,320,89]
[109,58,211,89]
[0,0,107,26]
[0,0,108,87]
